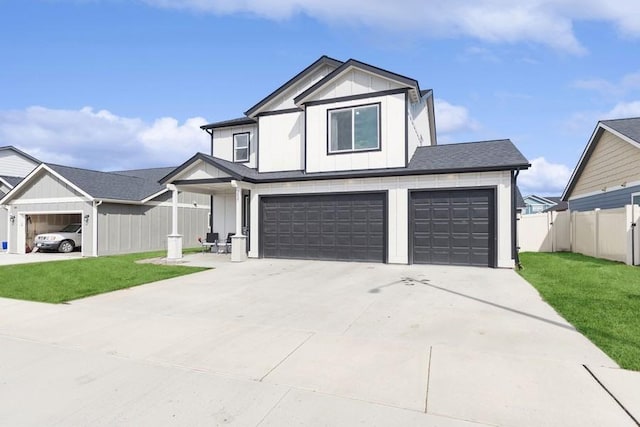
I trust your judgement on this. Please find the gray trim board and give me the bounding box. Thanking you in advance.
[303,88,408,107]
[256,108,303,117]
[173,178,232,185]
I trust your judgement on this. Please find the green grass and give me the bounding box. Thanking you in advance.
[518,252,640,371]
[0,250,208,304]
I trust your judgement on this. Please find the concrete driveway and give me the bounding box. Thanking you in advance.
[0,258,637,426]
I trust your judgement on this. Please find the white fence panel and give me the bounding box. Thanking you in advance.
[553,211,571,251]
[518,213,552,252]
[573,211,597,258]
[596,208,627,263]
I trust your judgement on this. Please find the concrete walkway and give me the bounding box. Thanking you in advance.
[0,251,82,265]
[0,258,637,426]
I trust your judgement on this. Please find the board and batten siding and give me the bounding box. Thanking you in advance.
[407,92,433,161]
[311,68,405,101]
[258,111,304,172]
[97,191,210,256]
[305,92,406,173]
[264,64,336,112]
[211,193,236,241]
[212,125,257,168]
[572,130,640,197]
[0,150,38,177]
[0,208,7,246]
[248,170,514,268]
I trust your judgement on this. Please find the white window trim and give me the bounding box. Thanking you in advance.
[233,132,250,163]
[631,191,640,205]
[328,103,380,154]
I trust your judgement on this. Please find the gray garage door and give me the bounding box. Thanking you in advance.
[410,189,495,267]
[260,193,386,262]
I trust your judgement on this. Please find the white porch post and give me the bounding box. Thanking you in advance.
[166,184,183,260]
[230,180,247,262]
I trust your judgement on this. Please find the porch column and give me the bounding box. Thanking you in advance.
[230,180,247,262]
[166,184,183,260]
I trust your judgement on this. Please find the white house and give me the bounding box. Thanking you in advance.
[162,56,530,267]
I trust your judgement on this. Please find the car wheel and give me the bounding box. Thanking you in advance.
[58,240,75,253]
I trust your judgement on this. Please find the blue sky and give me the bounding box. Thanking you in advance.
[1,0,640,195]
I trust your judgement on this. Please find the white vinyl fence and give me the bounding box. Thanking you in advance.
[518,205,640,265]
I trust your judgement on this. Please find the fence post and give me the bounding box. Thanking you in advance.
[570,210,575,253]
[594,208,600,258]
[625,205,634,265]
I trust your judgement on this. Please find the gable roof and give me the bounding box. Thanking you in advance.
[562,117,640,200]
[515,186,526,210]
[523,194,556,205]
[0,145,41,164]
[293,58,422,105]
[244,55,343,118]
[201,116,256,131]
[1,164,175,204]
[162,139,529,185]
[0,175,23,188]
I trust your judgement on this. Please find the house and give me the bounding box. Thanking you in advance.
[542,197,568,213]
[1,146,41,247]
[563,117,640,211]
[515,187,526,214]
[162,56,530,267]
[521,194,559,214]
[0,163,209,256]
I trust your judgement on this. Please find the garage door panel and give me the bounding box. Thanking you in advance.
[261,193,385,262]
[411,189,495,267]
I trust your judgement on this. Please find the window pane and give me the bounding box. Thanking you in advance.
[354,105,378,150]
[330,110,352,151]
[633,195,640,205]
[234,134,249,148]
[235,147,248,162]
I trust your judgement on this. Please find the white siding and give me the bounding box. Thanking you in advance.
[177,160,232,181]
[0,207,7,248]
[258,112,304,172]
[0,150,38,177]
[211,193,236,240]
[249,171,514,268]
[407,93,432,161]
[305,92,406,173]
[212,125,257,167]
[264,64,336,112]
[312,69,405,101]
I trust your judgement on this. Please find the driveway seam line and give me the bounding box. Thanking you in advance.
[255,388,291,426]
[424,345,432,413]
[259,332,315,382]
[583,364,640,426]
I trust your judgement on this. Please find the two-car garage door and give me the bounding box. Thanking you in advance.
[260,189,496,267]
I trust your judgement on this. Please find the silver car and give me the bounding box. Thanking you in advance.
[34,223,82,253]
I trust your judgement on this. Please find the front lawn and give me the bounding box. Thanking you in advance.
[518,252,640,371]
[0,250,208,303]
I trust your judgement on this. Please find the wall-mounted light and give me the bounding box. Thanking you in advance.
[9,215,15,224]
[192,201,198,207]
[83,214,90,224]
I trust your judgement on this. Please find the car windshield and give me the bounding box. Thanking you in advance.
[60,224,81,233]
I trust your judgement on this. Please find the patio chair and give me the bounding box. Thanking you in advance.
[201,232,219,253]
[221,232,234,254]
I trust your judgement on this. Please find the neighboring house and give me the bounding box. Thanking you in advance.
[542,197,568,213]
[522,194,559,214]
[1,146,41,246]
[563,117,640,211]
[162,56,530,268]
[515,187,526,214]
[0,164,209,256]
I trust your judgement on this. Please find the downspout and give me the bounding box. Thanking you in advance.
[632,203,637,266]
[92,200,102,257]
[512,170,522,269]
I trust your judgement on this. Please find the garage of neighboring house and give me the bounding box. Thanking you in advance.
[409,188,496,267]
[260,192,386,262]
[0,163,210,256]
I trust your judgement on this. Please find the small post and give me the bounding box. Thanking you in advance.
[230,181,247,262]
[166,184,183,260]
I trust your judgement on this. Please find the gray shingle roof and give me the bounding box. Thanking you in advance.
[163,139,529,184]
[47,164,175,201]
[601,117,640,143]
[515,186,526,209]
[0,175,23,187]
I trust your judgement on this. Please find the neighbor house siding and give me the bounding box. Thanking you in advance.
[212,125,258,167]
[0,151,38,177]
[572,131,640,196]
[305,92,406,173]
[97,192,210,256]
[258,111,304,172]
[569,184,640,212]
[248,170,514,268]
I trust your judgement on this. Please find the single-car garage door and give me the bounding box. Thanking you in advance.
[260,193,386,262]
[410,189,495,267]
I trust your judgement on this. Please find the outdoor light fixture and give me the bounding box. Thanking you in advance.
[9,215,15,224]
[83,214,90,224]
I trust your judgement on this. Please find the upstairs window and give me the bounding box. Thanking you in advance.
[233,133,249,162]
[329,104,380,153]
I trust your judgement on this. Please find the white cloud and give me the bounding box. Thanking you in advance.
[0,106,208,171]
[139,0,640,54]
[434,99,479,134]
[603,101,640,119]
[518,157,572,195]
[573,70,640,97]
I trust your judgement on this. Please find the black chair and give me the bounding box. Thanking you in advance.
[224,232,235,253]
[201,232,219,253]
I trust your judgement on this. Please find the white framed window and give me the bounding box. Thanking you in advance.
[233,132,249,163]
[328,103,380,154]
[632,192,640,205]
